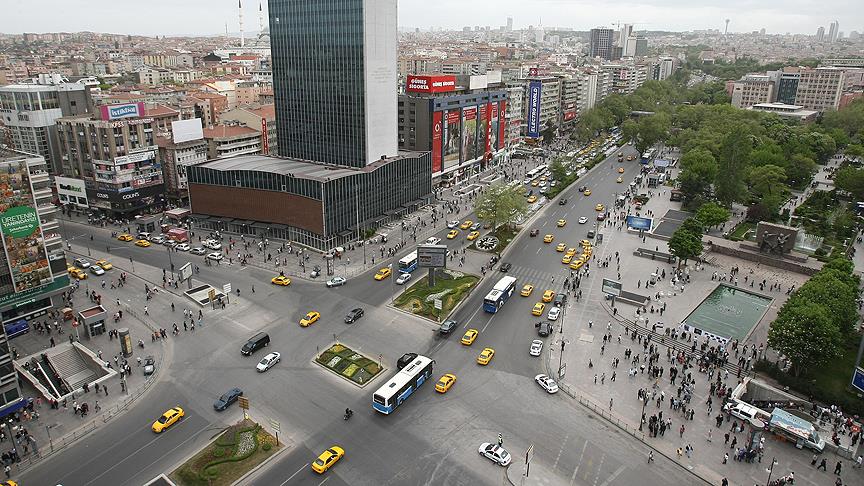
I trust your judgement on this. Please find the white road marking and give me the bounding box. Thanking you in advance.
[317,477,331,486]
[536,248,542,255]
[600,466,626,485]
[479,313,495,333]
[592,452,606,485]
[551,433,570,471]
[279,464,310,485]
[462,304,484,329]
[570,439,589,485]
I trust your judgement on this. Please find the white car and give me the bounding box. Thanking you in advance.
[578,216,589,224]
[529,339,543,357]
[446,220,460,229]
[425,237,441,245]
[326,276,347,288]
[478,443,512,466]
[89,265,105,276]
[175,243,191,251]
[190,247,206,255]
[206,252,223,261]
[149,235,166,244]
[395,273,412,285]
[73,258,90,269]
[256,352,281,372]
[203,240,222,250]
[535,374,559,394]
[547,306,561,321]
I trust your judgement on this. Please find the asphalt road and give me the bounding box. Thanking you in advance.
[21,144,701,486]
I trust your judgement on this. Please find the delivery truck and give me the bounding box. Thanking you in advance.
[768,408,825,452]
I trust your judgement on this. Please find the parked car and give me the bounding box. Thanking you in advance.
[175,243,191,251]
[478,443,512,466]
[190,247,206,255]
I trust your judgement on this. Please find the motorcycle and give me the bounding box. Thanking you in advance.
[343,409,353,421]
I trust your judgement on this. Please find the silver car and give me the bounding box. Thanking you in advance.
[256,352,281,372]
[535,374,559,394]
[529,339,543,357]
[547,306,561,321]
[395,273,412,285]
[478,443,512,466]
[190,247,206,255]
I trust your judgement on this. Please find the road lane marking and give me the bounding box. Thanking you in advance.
[592,453,606,486]
[462,305,483,329]
[279,463,309,486]
[479,313,495,333]
[599,465,626,486]
[570,439,588,485]
[317,477,331,486]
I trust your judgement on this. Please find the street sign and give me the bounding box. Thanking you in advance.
[238,396,249,410]
[178,262,192,281]
[418,244,448,268]
[853,367,864,394]
[269,419,280,432]
[601,278,622,297]
[208,289,216,302]
[223,283,232,295]
[434,299,443,310]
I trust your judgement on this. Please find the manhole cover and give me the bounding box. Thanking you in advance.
[476,236,499,251]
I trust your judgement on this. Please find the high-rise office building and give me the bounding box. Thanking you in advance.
[828,20,839,43]
[618,24,633,54]
[506,17,513,31]
[816,26,825,41]
[589,28,615,60]
[269,0,397,168]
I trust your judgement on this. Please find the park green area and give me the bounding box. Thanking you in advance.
[393,270,479,321]
[315,343,383,386]
[171,419,280,486]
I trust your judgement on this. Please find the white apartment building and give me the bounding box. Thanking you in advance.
[731,75,775,109]
[794,67,845,111]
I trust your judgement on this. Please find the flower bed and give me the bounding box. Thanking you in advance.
[315,344,383,386]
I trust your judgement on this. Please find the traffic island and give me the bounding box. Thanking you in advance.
[170,419,281,486]
[393,269,479,320]
[474,226,519,253]
[315,343,384,387]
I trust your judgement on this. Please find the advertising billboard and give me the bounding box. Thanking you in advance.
[498,101,507,150]
[418,244,448,268]
[528,67,539,77]
[55,176,89,208]
[489,103,499,156]
[626,216,653,230]
[100,102,146,121]
[171,118,204,144]
[563,111,578,121]
[442,110,461,169]
[527,81,542,138]
[461,106,478,163]
[601,279,623,297]
[431,111,443,173]
[406,75,457,94]
[478,104,489,160]
[0,159,53,293]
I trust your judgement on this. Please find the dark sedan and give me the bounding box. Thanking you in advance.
[344,308,364,323]
[438,319,457,335]
[142,356,156,376]
[214,388,244,411]
[499,262,512,272]
[397,353,418,370]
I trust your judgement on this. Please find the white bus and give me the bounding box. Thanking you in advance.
[483,276,518,313]
[372,355,434,414]
[398,251,418,273]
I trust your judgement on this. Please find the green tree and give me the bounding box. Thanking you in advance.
[677,148,719,206]
[834,166,864,200]
[796,273,860,335]
[634,113,671,154]
[767,301,842,377]
[620,119,639,146]
[549,158,568,184]
[602,94,631,125]
[695,202,730,229]
[474,183,527,230]
[668,223,703,266]
[714,127,751,207]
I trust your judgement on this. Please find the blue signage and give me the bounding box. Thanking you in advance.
[626,216,652,230]
[853,367,864,394]
[527,81,542,138]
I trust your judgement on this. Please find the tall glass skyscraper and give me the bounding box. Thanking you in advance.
[268,0,398,168]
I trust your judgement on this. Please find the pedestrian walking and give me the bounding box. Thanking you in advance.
[723,453,728,464]
[647,451,654,464]
[609,398,613,410]
[818,458,828,471]
[834,461,842,475]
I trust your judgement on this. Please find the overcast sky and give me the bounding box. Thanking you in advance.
[0,0,860,37]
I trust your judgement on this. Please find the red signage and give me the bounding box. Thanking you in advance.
[261,117,269,154]
[406,75,457,94]
[528,67,539,77]
[432,111,443,173]
[498,101,507,149]
[563,111,577,121]
[485,103,493,157]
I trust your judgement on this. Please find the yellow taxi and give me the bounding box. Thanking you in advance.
[584,189,591,196]
[555,243,567,252]
[117,233,133,242]
[151,406,184,433]
[556,219,566,227]
[271,275,292,286]
[627,155,635,161]
[374,267,391,280]
[460,220,473,230]
[527,195,538,203]
[461,329,479,345]
[543,234,554,243]
[447,229,459,239]
[300,311,320,327]
[477,348,495,365]
[595,204,605,212]
[542,290,555,303]
[583,247,593,258]
[467,231,480,241]
[618,167,625,173]
[95,259,113,270]
[520,284,534,297]
[531,180,539,187]
[311,446,345,474]
[532,302,546,316]
[565,247,578,256]
[617,177,623,183]
[135,239,151,247]
[569,259,585,270]
[539,175,547,182]
[67,267,87,280]
[435,373,456,393]
[580,239,592,247]
[562,254,574,264]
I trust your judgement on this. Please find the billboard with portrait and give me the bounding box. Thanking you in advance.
[489,103,499,155]
[478,104,490,160]
[431,111,443,174]
[442,110,461,169]
[461,107,478,163]
[498,101,507,150]
[0,159,53,293]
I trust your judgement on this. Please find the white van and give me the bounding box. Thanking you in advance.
[725,402,768,422]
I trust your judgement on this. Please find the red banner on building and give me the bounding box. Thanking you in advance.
[432,111,443,173]
[261,117,269,154]
[498,101,507,150]
[406,75,457,94]
[485,103,493,157]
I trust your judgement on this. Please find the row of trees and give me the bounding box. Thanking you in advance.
[767,258,860,377]
[667,203,731,265]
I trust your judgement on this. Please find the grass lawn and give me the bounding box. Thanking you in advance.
[728,221,755,241]
[393,269,479,321]
[171,419,281,486]
[315,343,383,386]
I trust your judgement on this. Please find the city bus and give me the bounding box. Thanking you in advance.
[640,148,655,165]
[483,276,518,313]
[372,355,434,414]
[398,251,418,273]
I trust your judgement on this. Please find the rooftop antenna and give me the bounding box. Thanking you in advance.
[239,0,245,48]
[259,2,264,34]
[724,19,730,36]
